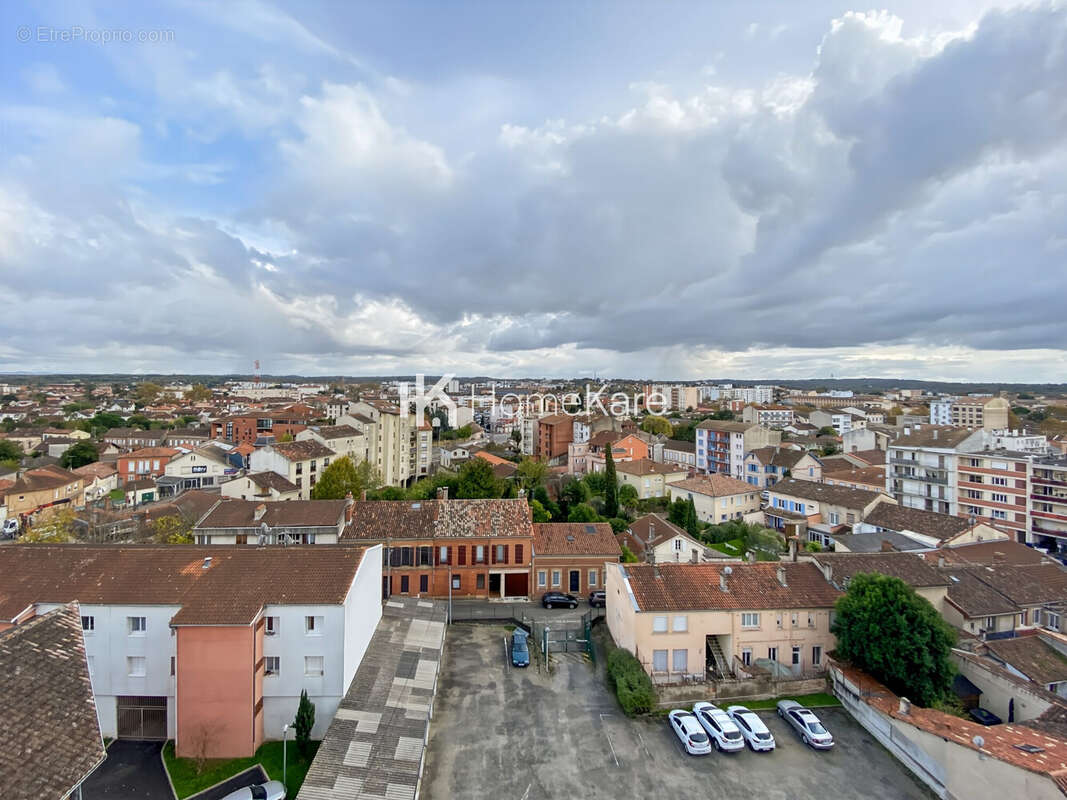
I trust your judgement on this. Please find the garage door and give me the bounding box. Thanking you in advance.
[116,696,168,740]
[504,572,528,597]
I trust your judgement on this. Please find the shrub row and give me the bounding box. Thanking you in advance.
[606,648,657,715]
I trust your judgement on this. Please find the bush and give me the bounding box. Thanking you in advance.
[607,648,657,715]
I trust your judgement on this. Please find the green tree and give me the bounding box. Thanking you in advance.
[0,439,24,463]
[310,457,381,500]
[684,496,699,536]
[529,499,551,522]
[90,412,125,431]
[532,486,561,520]
[133,381,163,404]
[150,514,193,544]
[185,383,212,402]
[618,482,639,511]
[604,446,619,518]
[640,415,673,436]
[456,458,502,499]
[745,526,784,559]
[709,408,734,421]
[816,426,838,437]
[510,429,522,448]
[559,478,590,516]
[567,502,598,523]
[21,508,78,542]
[832,573,956,707]
[516,457,547,491]
[60,440,99,469]
[294,689,316,757]
[620,543,639,563]
[667,497,689,528]
[582,470,609,496]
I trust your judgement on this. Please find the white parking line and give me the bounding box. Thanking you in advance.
[636,729,654,760]
[503,636,509,672]
[599,714,620,767]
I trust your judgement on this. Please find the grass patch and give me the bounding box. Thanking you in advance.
[162,739,319,799]
[709,537,744,555]
[742,692,841,710]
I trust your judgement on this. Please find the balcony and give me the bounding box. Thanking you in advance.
[1032,524,1067,538]
[1033,474,1067,488]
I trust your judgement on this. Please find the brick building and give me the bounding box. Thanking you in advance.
[531,522,621,598]
[537,414,574,463]
[210,412,310,445]
[115,447,180,486]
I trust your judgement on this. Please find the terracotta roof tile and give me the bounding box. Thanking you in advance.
[197,498,347,529]
[0,604,104,800]
[624,561,841,612]
[862,503,971,540]
[770,477,887,509]
[344,498,532,541]
[269,440,336,461]
[984,636,1067,687]
[533,522,621,556]
[811,552,949,588]
[667,473,757,497]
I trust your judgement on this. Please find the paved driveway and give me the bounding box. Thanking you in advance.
[81,740,174,800]
[423,624,934,800]
[449,597,592,624]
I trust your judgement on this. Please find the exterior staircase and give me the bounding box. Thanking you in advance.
[706,636,730,679]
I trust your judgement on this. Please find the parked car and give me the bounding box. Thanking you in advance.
[668,709,712,755]
[969,707,1003,726]
[510,629,530,668]
[588,590,606,608]
[726,705,776,752]
[541,591,578,609]
[776,700,834,749]
[692,701,745,752]
[1,518,18,539]
[220,781,286,800]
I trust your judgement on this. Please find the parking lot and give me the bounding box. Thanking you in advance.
[423,624,933,800]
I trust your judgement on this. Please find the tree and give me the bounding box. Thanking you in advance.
[582,470,609,496]
[310,457,381,500]
[60,440,99,469]
[709,408,734,421]
[529,499,551,522]
[89,411,125,431]
[640,415,673,436]
[620,543,639,563]
[532,486,561,520]
[559,478,590,516]
[604,446,619,518]
[150,514,193,544]
[567,502,598,523]
[510,429,522,448]
[516,457,547,491]
[456,458,502,499]
[21,508,78,542]
[133,381,163,404]
[0,439,24,464]
[667,497,689,528]
[294,689,316,758]
[816,426,838,437]
[832,573,956,707]
[185,383,212,402]
[618,483,639,511]
[745,526,784,559]
[683,496,699,536]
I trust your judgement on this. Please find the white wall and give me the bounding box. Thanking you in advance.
[343,544,383,690]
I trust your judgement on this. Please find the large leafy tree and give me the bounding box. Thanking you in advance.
[310,456,381,500]
[559,478,590,517]
[567,502,598,523]
[60,440,99,469]
[0,439,24,465]
[640,415,673,436]
[604,446,619,518]
[832,573,956,707]
[618,483,639,511]
[456,457,502,499]
[516,457,547,491]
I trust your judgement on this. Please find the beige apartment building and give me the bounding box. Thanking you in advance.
[615,459,689,499]
[666,473,762,524]
[348,401,432,486]
[607,561,841,681]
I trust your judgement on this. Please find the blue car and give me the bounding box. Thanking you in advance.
[511,629,530,667]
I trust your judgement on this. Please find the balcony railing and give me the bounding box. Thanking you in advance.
[1032,524,1067,538]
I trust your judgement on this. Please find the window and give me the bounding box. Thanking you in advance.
[305,615,323,635]
[652,649,668,672]
[457,546,467,566]
[265,616,279,636]
[741,612,759,628]
[992,493,1008,504]
[495,544,506,563]
[170,656,176,676]
[991,476,1007,486]
[127,656,146,677]
[536,570,548,588]
[768,647,778,662]
[265,656,280,675]
[741,648,752,666]
[812,646,822,666]
[808,613,815,628]
[474,545,485,564]
[985,616,996,630]
[552,570,561,587]
[417,546,433,566]
[588,569,598,587]
[776,614,783,629]
[672,615,688,632]
[451,575,461,590]
[992,510,1007,520]
[439,546,449,564]
[672,649,688,673]
[652,615,668,633]
[81,615,95,632]
[791,613,798,627]
[128,616,146,635]
[674,539,682,551]
[304,656,324,676]
[515,544,524,563]
[476,573,485,590]
[419,574,429,593]
[792,646,801,666]
[400,575,410,593]
[828,512,840,525]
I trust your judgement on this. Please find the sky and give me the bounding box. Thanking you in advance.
[1,0,1066,382]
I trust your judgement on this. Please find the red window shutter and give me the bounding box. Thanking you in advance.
[491,545,496,564]
[515,544,523,563]
[458,546,467,566]
[503,545,509,564]
[447,547,452,565]
[434,546,440,566]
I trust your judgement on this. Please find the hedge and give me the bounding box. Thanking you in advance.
[607,648,657,715]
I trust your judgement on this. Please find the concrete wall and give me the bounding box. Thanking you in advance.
[951,651,1054,723]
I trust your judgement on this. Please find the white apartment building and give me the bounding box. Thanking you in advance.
[741,405,794,428]
[249,440,337,500]
[162,445,237,494]
[0,545,382,758]
[887,425,986,516]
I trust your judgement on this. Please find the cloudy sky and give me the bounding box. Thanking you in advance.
[2,1,1066,381]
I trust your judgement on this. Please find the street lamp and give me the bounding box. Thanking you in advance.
[448,565,453,624]
[282,723,289,787]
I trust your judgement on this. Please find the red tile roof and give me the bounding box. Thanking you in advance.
[533,522,621,556]
[344,498,532,541]
[667,473,757,497]
[623,562,841,612]
[615,459,686,477]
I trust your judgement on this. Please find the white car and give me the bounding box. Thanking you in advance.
[692,702,745,752]
[1,518,18,538]
[668,709,712,755]
[220,781,286,800]
[777,700,834,749]
[726,705,776,752]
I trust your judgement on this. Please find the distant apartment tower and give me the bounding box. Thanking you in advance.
[537,414,574,464]
[957,450,1031,542]
[928,396,1010,431]
[349,401,432,487]
[887,425,985,516]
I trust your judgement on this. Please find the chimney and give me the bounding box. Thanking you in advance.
[436,486,449,501]
[898,697,911,715]
[719,572,729,592]
[788,537,798,562]
[345,491,356,522]
[776,566,787,587]
[937,555,945,569]
[933,430,939,441]
[360,488,367,501]
[881,539,894,553]
[253,503,267,521]
[821,562,833,583]
[647,521,655,544]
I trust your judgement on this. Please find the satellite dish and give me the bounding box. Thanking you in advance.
[973,735,985,748]
[723,566,733,575]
